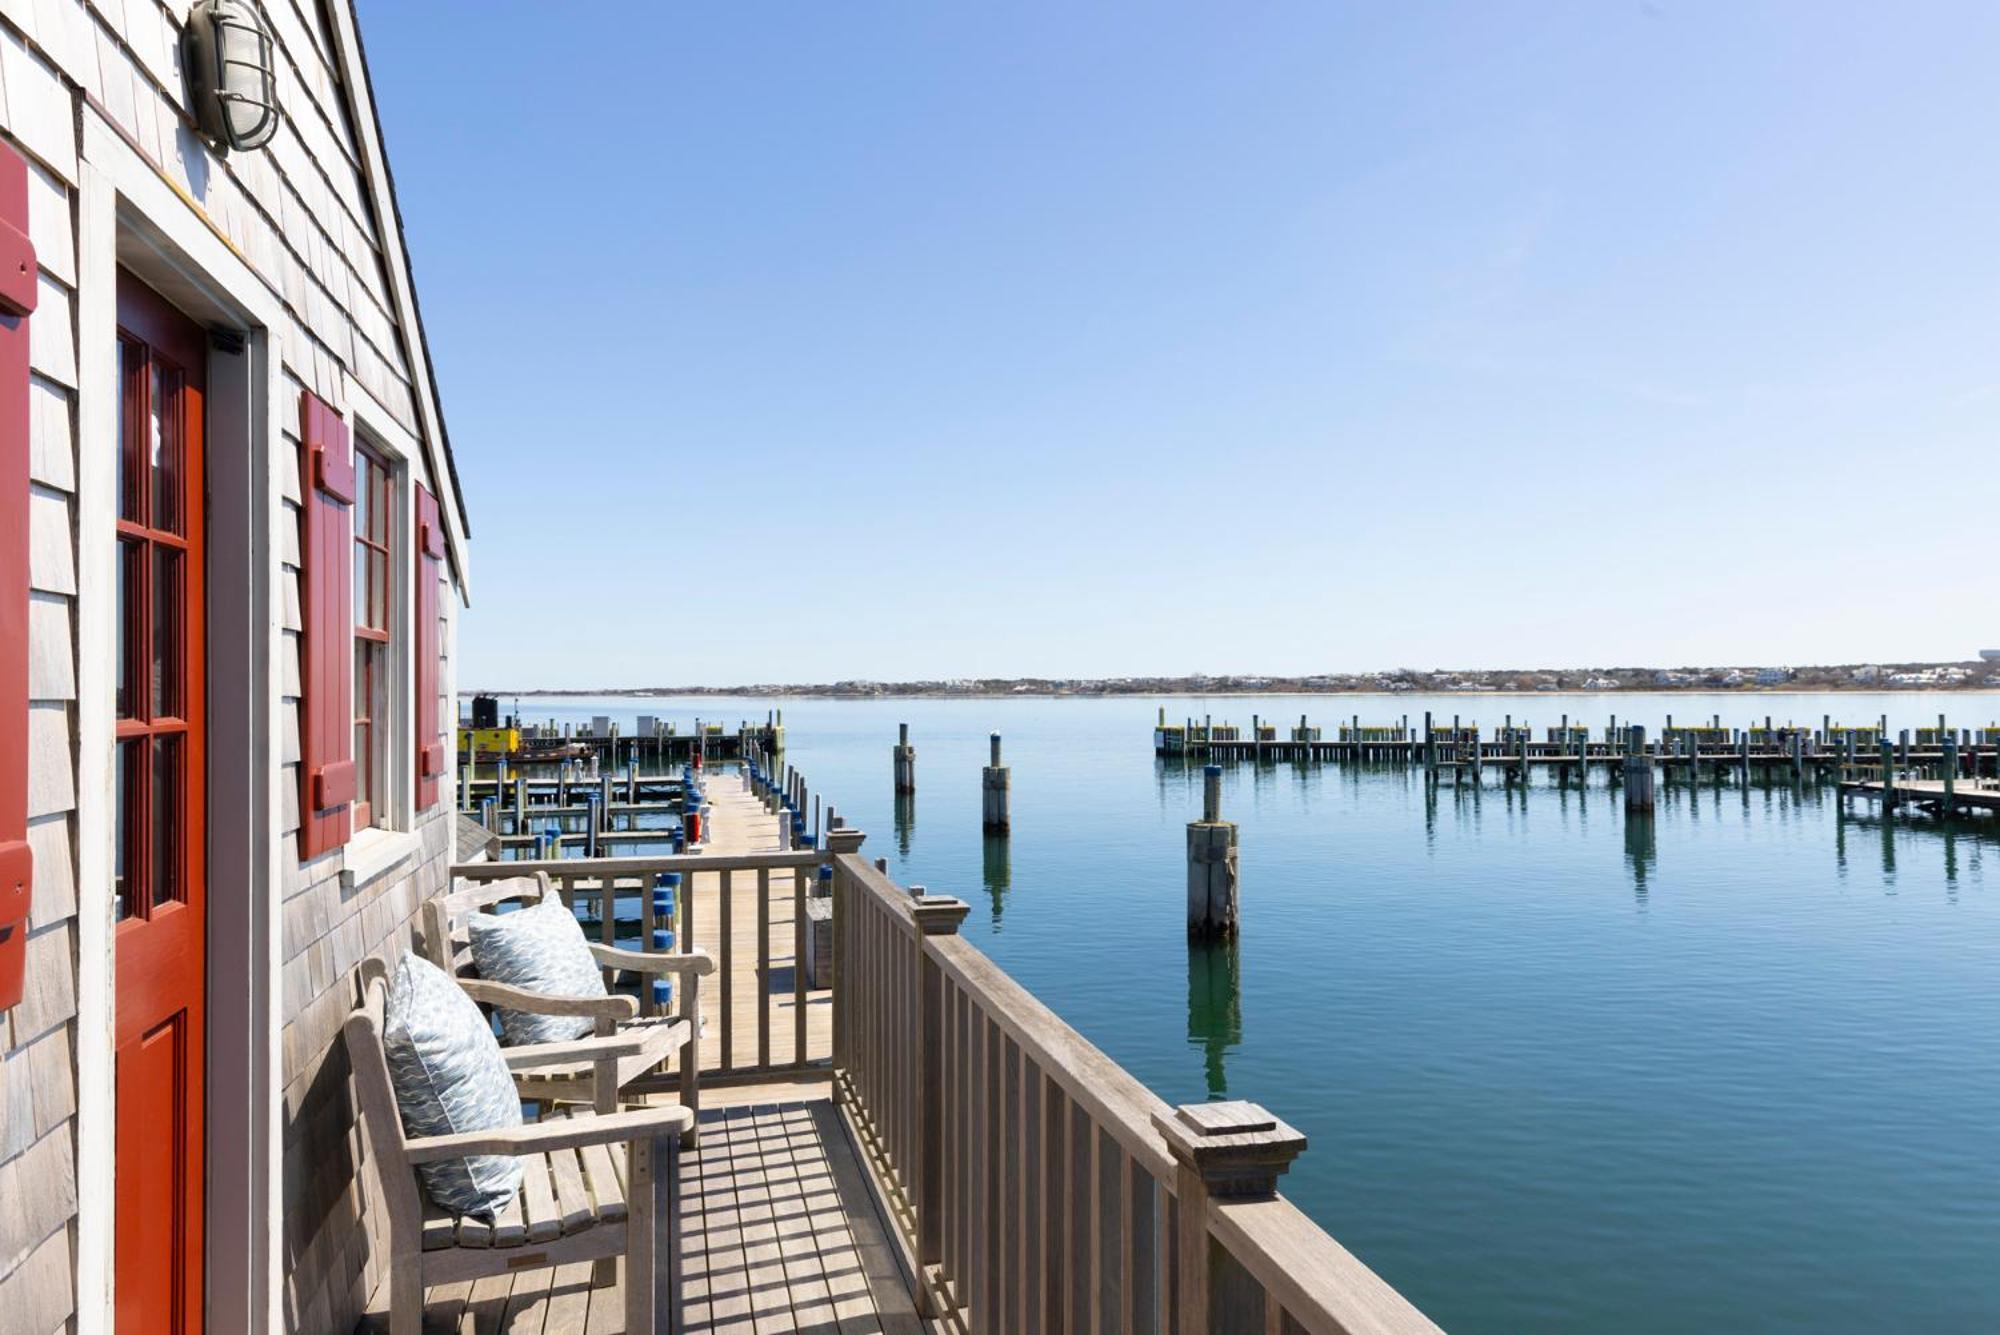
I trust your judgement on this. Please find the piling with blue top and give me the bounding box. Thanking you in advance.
[894,723,916,794]
[649,872,680,1005]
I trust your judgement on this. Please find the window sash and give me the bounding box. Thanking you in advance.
[352,442,396,831]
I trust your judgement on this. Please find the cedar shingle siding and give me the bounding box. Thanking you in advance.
[0,1,463,1331]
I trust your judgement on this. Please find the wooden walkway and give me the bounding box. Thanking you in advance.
[687,770,833,1075]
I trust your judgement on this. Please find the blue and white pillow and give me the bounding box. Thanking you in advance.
[466,896,609,1047]
[382,951,524,1218]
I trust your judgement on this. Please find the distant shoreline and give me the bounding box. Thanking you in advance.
[460,664,1997,700]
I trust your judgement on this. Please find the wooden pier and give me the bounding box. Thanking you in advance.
[1153,709,2000,785]
[1838,775,2000,816]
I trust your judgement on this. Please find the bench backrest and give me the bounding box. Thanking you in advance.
[342,959,427,1237]
[420,871,556,979]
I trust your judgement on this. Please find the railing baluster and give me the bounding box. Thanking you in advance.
[1044,1076,1065,1335]
[1072,1101,1092,1335]
[757,864,772,1069]
[793,864,809,1065]
[1098,1127,1122,1330]
[719,867,733,1071]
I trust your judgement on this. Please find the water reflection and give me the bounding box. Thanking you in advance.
[981,834,1011,928]
[894,790,915,857]
[1186,936,1242,1098]
[1624,813,1657,901]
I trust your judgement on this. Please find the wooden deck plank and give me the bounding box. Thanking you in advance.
[461,1273,516,1335]
[696,1106,758,1332]
[580,1260,624,1335]
[811,1101,927,1335]
[540,1260,595,1335]
[499,1262,553,1335]
[733,1102,801,1333]
[763,1105,840,1332]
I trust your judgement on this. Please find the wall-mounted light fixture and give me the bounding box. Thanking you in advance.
[183,0,280,155]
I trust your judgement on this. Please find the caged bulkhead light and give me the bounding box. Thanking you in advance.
[182,0,280,155]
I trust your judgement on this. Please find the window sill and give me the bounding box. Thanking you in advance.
[342,827,421,891]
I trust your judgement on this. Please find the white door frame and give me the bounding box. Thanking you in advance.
[73,107,285,1335]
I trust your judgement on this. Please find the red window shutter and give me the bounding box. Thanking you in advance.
[299,391,354,858]
[414,482,445,810]
[0,144,37,1009]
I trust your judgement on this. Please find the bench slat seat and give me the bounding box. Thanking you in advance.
[420,1109,633,1252]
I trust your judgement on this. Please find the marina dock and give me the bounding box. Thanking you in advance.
[1154,710,2000,786]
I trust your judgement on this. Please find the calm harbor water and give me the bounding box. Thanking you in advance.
[503,691,2000,1333]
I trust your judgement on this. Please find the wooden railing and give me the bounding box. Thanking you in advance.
[454,847,831,1081]
[829,846,1444,1335]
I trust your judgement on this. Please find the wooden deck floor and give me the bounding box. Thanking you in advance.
[367,1090,925,1334]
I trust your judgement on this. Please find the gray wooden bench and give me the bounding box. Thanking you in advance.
[345,959,689,1335]
[420,871,712,1144]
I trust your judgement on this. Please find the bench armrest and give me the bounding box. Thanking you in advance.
[587,944,716,977]
[500,1032,654,1069]
[459,977,639,1021]
[404,1106,693,1163]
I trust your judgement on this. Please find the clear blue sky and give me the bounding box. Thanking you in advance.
[360,2,2000,688]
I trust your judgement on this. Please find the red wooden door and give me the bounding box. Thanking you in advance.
[113,271,206,1335]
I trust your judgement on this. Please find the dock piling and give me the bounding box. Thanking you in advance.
[894,723,916,794]
[1624,726,1655,811]
[1186,765,1238,938]
[982,733,1011,833]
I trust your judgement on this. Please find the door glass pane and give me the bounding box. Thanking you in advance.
[116,538,141,719]
[114,738,139,921]
[152,547,180,720]
[150,365,181,535]
[150,734,180,907]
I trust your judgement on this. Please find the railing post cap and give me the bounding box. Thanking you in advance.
[910,895,970,935]
[1153,1100,1306,1200]
[826,828,867,854]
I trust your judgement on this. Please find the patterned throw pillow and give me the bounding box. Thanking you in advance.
[465,896,609,1047]
[382,952,524,1218]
